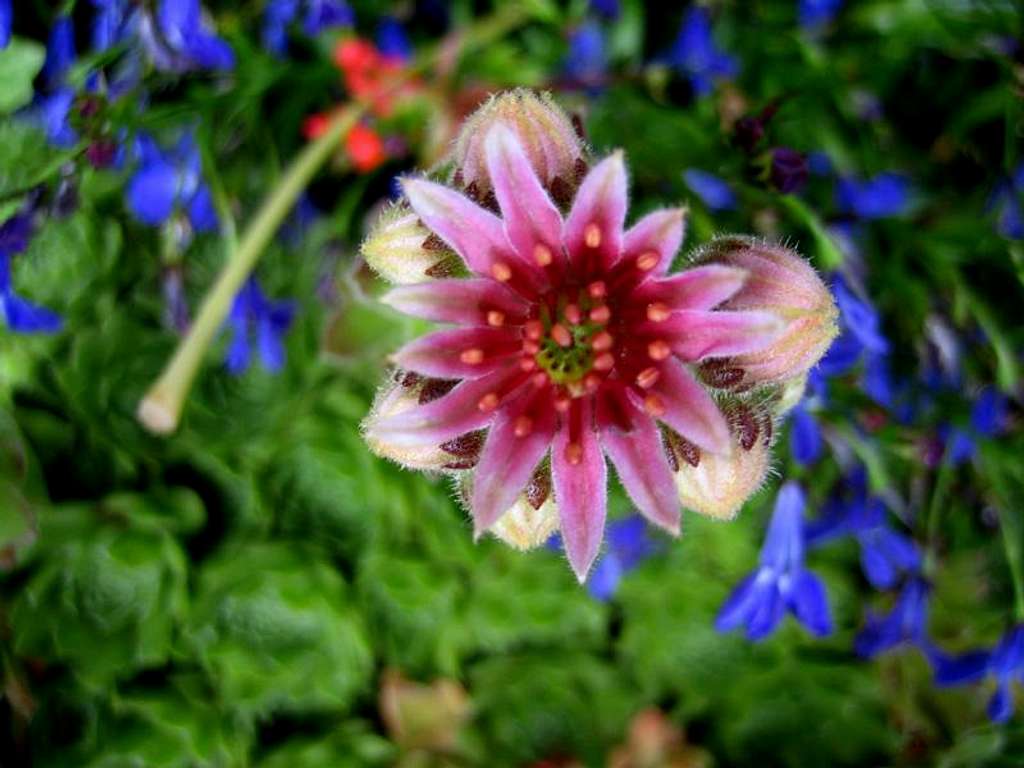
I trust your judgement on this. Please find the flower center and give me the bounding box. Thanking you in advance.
[524,281,615,395]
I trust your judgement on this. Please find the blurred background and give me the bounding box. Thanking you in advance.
[1,1,1023,766]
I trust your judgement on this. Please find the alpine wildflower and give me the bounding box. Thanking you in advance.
[138,0,234,73]
[549,515,658,600]
[716,482,833,640]
[855,576,935,659]
[362,91,836,581]
[664,7,738,97]
[0,0,11,48]
[225,278,296,374]
[682,169,736,212]
[0,210,63,334]
[263,0,354,56]
[126,132,218,233]
[836,172,910,219]
[934,624,1024,723]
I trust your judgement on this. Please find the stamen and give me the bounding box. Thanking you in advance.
[514,416,533,438]
[531,371,550,387]
[486,310,506,327]
[593,352,615,371]
[525,320,544,340]
[520,357,537,372]
[584,223,602,249]
[566,442,583,465]
[533,243,553,267]
[491,261,512,282]
[478,392,500,412]
[590,331,613,352]
[523,339,541,355]
[643,393,666,417]
[648,340,671,361]
[636,366,661,389]
[636,251,659,271]
[554,394,572,413]
[587,281,607,299]
[551,323,572,348]
[564,303,582,325]
[583,373,602,392]
[460,348,484,364]
[589,305,611,324]
[646,302,670,322]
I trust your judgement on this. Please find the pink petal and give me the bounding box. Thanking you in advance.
[381,279,528,325]
[392,327,521,378]
[484,125,565,269]
[552,398,607,582]
[650,359,730,453]
[620,208,686,276]
[564,152,627,272]
[471,389,557,536]
[599,392,680,535]
[640,309,783,361]
[630,264,748,311]
[402,178,539,289]
[365,364,522,447]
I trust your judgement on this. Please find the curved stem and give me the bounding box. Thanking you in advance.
[137,5,529,434]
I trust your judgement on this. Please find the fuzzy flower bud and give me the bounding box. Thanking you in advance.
[459,467,558,550]
[451,89,586,204]
[695,236,838,388]
[666,403,773,521]
[363,373,461,470]
[360,202,458,284]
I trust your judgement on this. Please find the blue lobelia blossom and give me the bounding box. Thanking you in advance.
[565,20,605,89]
[263,0,354,56]
[92,0,135,52]
[590,0,621,20]
[138,0,234,73]
[586,516,657,601]
[836,172,910,219]
[32,15,79,148]
[0,0,10,49]
[855,577,935,658]
[934,624,1024,723]
[990,164,1024,240]
[943,388,1008,464]
[790,401,824,466]
[0,212,63,334]
[126,132,218,232]
[376,17,412,61]
[225,277,296,374]
[664,7,738,96]
[716,482,833,641]
[806,469,920,590]
[799,0,843,29]
[682,169,737,212]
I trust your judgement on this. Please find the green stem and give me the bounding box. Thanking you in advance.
[137,5,529,434]
[924,449,954,577]
[137,108,358,433]
[998,506,1024,622]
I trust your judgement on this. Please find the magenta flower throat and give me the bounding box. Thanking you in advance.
[362,91,837,581]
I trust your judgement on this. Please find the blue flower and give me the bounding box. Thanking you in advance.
[854,577,933,658]
[806,471,920,590]
[30,16,79,148]
[0,0,11,49]
[664,8,738,96]
[836,172,910,219]
[92,0,135,52]
[990,164,1024,240]
[790,402,824,466]
[0,212,62,335]
[126,132,218,232]
[587,516,657,601]
[934,625,1024,723]
[263,0,354,56]
[799,0,843,28]
[138,0,234,73]
[565,21,605,88]
[716,482,833,641]
[829,273,889,360]
[943,388,1008,464]
[376,17,412,61]
[682,169,736,212]
[225,277,295,374]
[590,0,621,20]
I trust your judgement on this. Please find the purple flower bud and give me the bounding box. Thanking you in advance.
[769,147,809,194]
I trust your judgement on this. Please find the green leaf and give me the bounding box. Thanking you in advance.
[0,39,46,114]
